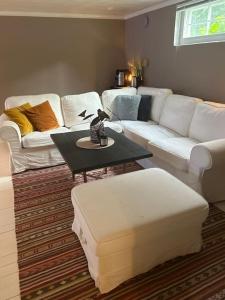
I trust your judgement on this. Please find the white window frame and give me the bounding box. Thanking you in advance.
[174,0,225,46]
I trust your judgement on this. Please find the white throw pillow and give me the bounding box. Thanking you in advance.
[189,102,225,142]
[61,92,103,128]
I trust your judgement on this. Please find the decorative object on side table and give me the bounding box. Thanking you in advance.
[78,109,110,144]
[128,58,149,87]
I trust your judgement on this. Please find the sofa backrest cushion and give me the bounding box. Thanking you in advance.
[189,102,225,142]
[61,92,103,128]
[159,95,202,136]
[102,87,137,119]
[5,94,64,126]
[111,95,141,121]
[137,87,172,122]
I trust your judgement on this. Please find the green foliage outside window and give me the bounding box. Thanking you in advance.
[186,2,225,37]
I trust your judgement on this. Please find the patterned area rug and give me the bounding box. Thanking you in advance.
[13,163,225,300]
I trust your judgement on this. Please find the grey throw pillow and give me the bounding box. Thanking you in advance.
[111,95,141,121]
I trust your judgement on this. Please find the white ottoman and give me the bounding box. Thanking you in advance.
[71,168,209,293]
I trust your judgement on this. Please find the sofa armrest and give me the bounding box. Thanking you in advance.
[190,139,225,202]
[0,120,22,146]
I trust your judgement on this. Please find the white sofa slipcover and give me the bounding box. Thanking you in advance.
[1,87,225,203]
[61,91,122,133]
[102,88,225,203]
[62,92,103,127]
[0,94,67,173]
[189,101,225,142]
[5,93,64,126]
[159,95,202,136]
[0,92,122,173]
[102,86,172,122]
[71,168,209,293]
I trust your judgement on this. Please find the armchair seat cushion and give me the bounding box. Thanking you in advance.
[22,127,70,148]
[148,137,199,171]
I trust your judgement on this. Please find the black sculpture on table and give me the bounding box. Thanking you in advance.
[78,109,110,144]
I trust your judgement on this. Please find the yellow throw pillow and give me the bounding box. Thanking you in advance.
[24,101,59,132]
[4,103,34,136]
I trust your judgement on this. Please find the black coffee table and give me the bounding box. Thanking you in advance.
[51,128,152,182]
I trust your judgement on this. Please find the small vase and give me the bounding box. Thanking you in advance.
[131,76,137,87]
[90,121,105,144]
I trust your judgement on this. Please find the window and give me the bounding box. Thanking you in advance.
[174,0,225,46]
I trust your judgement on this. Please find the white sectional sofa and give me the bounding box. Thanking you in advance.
[102,87,225,203]
[1,87,225,203]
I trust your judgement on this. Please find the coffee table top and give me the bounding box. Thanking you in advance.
[51,128,152,174]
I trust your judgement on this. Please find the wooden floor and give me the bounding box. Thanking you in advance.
[0,176,20,300]
[0,140,20,300]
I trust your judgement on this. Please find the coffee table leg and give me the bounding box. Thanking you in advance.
[72,173,75,182]
[83,172,87,183]
[104,167,107,174]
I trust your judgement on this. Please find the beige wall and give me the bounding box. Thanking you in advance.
[0,17,125,113]
[1,6,224,114]
[125,5,225,102]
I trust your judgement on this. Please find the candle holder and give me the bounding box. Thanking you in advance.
[100,135,108,147]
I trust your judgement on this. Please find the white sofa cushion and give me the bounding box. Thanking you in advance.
[148,137,199,171]
[112,120,156,131]
[137,87,172,123]
[101,87,137,119]
[189,102,225,142]
[70,121,122,133]
[123,122,180,149]
[62,92,103,128]
[159,95,202,136]
[5,94,64,127]
[22,127,70,148]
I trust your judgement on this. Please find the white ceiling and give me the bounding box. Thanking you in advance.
[0,0,184,19]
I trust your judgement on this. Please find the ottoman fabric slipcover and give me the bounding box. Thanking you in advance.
[71,168,209,293]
